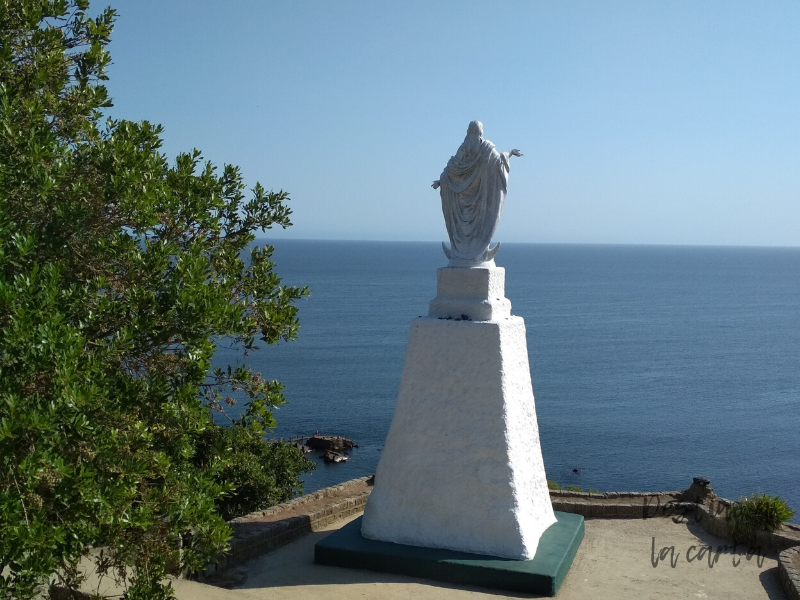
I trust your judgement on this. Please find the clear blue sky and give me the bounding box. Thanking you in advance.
[105,1,800,246]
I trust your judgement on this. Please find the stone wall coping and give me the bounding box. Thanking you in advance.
[778,547,800,600]
[548,490,683,500]
[229,475,373,524]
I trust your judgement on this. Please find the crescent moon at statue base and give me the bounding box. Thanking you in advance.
[442,241,500,268]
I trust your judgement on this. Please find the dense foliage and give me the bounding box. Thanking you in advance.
[0,1,312,598]
[727,493,795,544]
[192,425,313,522]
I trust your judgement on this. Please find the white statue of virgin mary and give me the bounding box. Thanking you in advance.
[433,121,522,267]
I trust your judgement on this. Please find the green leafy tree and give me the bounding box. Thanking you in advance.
[0,1,312,598]
[191,424,315,522]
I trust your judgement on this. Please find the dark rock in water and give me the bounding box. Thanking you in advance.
[323,450,348,464]
[306,435,356,452]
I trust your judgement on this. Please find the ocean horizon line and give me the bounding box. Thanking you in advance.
[258,238,800,251]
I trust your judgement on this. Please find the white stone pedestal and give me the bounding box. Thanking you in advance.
[361,266,556,560]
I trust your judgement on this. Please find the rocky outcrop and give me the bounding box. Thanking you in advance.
[305,435,357,452]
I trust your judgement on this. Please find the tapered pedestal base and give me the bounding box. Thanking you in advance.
[361,314,556,559]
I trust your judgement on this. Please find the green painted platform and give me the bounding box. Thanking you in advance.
[314,511,584,596]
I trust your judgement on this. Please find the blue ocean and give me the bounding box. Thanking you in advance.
[213,241,800,517]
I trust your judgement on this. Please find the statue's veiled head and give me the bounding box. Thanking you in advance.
[460,120,484,157]
[467,120,483,138]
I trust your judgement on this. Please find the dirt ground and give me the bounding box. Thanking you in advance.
[172,513,787,600]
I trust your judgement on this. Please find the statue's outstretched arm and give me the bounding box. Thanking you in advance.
[432,180,441,190]
[507,149,523,158]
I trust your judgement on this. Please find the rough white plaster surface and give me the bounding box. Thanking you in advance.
[428,267,511,322]
[361,267,556,560]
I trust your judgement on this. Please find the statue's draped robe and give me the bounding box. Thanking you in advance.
[439,135,510,264]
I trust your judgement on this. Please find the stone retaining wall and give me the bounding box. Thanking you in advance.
[230,476,372,523]
[551,489,800,552]
[198,477,372,579]
[198,476,800,594]
[549,490,683,519]
[778,547,800,600]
